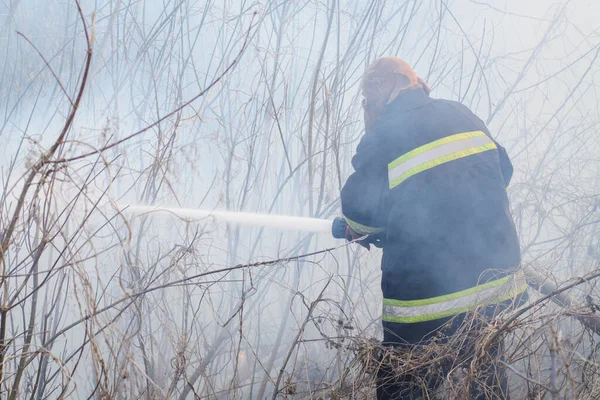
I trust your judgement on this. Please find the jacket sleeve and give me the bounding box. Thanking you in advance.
[493,139,514,187]
[442,100,514,187]
[471,117,514,187]
[340,133,389,235]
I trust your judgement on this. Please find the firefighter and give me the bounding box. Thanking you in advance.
[340,56,527,399]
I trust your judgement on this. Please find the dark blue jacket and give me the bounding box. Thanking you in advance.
[341,89,522,342]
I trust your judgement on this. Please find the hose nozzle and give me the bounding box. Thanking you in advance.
[331,217,348,239]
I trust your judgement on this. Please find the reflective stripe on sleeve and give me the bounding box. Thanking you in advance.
[344,216,384,235]
[382,272,527,324]
[388,131,497,189]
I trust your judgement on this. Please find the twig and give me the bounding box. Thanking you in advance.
[15,32,74,106]
[481,264,600,356]
[0,0,94,387]
[272,278,332,399]
[54,11,257,164]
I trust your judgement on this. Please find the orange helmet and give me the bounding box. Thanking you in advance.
[362,57,430,127]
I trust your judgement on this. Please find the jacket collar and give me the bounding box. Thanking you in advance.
[365,89,433,134]
[384,88,433,116]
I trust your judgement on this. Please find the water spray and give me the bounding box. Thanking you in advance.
[119,209,600,334]
[121,204,343,234]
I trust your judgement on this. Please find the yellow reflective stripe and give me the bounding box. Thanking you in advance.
[389,142,497,189]
[387,130,497,189]
[344,216,384,235]
[383,273,516,307]
[387,131,487,171]
[382,271,527,323]
[382,284,527,323]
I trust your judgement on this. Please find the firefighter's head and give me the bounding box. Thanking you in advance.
[362,56,430,128]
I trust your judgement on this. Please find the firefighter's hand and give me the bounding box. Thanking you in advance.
[345,226,371,250]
